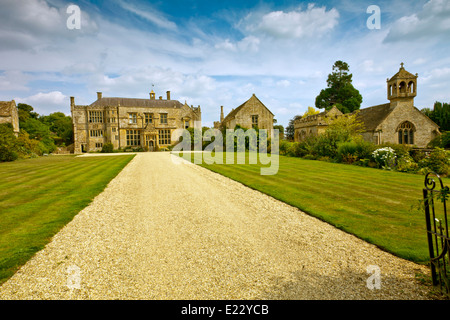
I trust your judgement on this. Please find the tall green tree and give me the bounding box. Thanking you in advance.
[315,60,363,114]
[40,112,73,145]
[285,115,301,141]
[422,102,450,132]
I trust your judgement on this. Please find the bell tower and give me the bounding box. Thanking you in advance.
[387,63,418,108]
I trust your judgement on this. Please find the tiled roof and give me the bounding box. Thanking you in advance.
[353,103,392,131]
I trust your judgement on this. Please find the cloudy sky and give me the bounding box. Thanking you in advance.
[1,0,449,128]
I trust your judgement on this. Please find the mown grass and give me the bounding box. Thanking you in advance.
[0,154,135,284]
[177,151,447,264]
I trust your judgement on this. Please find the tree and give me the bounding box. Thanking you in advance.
[17,103,38,122]
[302,106,320,118]
[274,125,285,140]
[40,112,73,145]
[422,102,450,132]
[312,112,365,159]
[315,60,363,114]
[285,115,301,141]
[20,117,56,154]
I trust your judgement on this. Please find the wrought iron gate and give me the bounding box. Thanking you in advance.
[423,172,450,296]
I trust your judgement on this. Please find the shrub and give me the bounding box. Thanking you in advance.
[312,133,340,159]
[337,139,376,164]
[396,154,419,173]
[428,132,450,148]
[420,148,450,176]
[337,141,359,162]
[342,154,359,164]
[378,142,411,159]
[372,147,397,170]
[354,139,376,159]
[279,140,292,156]
[0,124,19,162]
[101,143,114,153]
[16,130,41,158]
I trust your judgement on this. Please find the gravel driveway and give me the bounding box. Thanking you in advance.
[0,152,432,299]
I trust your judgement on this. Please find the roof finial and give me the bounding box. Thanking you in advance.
[400,62,404,69]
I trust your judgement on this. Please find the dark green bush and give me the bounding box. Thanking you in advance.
[0,124,19,162]
[101,143,114,153]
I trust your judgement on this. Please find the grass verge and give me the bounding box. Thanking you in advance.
[0,154,135,284]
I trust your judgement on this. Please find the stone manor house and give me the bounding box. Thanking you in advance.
[294,64,440,148]
[71,90,201,153]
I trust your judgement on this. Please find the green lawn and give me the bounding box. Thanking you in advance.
[0,154,135,284]
[179,151,446,264]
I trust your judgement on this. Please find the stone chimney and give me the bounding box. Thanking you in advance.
[166,91,171,100]
[159,96,163,100]
[220,106,224,122]
[70,96,75,106]
[97,92,102,100]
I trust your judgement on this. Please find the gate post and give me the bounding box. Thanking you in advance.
[423,188,438,285]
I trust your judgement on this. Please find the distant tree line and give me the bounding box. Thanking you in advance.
[0,103,73,162]
[422,102,450,148]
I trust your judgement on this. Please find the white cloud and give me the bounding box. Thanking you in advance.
[115,0,177,31]
[0,70,31,91]
[88,66,217,101]
[15,91,69,115]
[276,80,291,87]
[241,4,339,39]
[384,0,450,42]
[0,0,98,51]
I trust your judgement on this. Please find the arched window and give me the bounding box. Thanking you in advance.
[408,81,415,94]
[397,121,415,145]
[399,81,407,93]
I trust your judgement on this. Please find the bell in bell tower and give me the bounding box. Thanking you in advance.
[387,63,418,107]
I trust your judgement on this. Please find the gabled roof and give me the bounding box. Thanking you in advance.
[222,94,274,123]
[89,97,184,108]
[353,103,392,132]
[388,64,417,81]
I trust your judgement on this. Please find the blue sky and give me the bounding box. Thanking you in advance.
[0,0,449,128]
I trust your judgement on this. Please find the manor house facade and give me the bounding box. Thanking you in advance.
[71,90,201,153]
[294,64,440,148]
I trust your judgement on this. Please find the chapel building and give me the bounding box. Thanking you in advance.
[294,64,440,148]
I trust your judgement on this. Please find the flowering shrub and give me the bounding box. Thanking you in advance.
[396,154,419,173]
[372,147,397,170]
[419,148,450,176]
